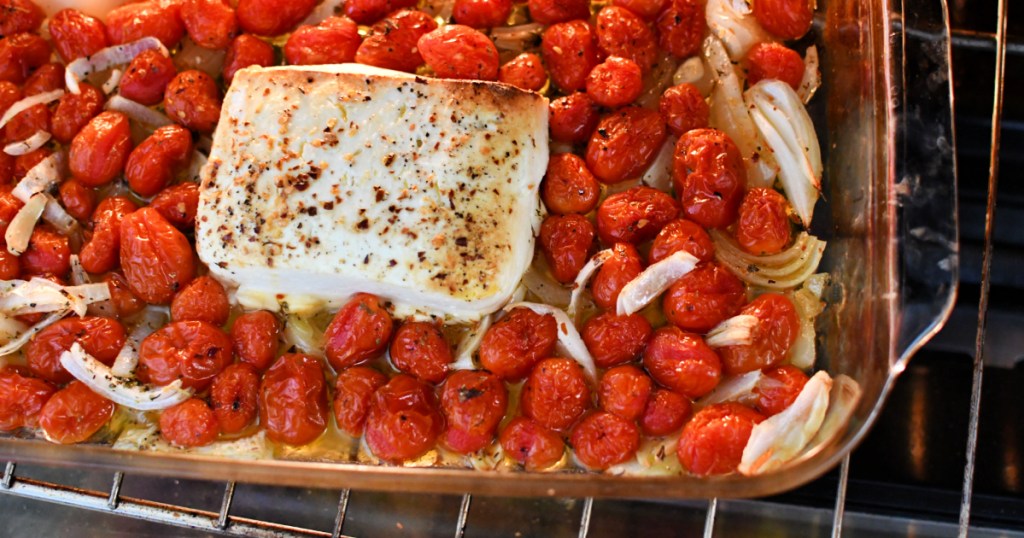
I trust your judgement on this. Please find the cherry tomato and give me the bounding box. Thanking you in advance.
[138,320,233,389]
[181,0,237,50]
[718,293,800,375]
[0,187,21,237]
[80,195,137,274]
[106,1,185,48]
[160,398,219,447]
[596,185,680,245]
[0,368,55,431]
[119,49,178,107]
[586,56,643,108]
[150,182,200,229]
[20,227,70,277]
[52,83,105,145]
[23,62,63,95]
[612,0,667,20]
[125,124,194,197]
[284,16,361,66]
[120,207,195,304]
[333,366,388,436]
[223,34,275,85]
[755,365,809,416]
[58,179,96,222]
[541,153,600,215]
[230,310,281,370]
[39,381,115,444]
[418,25,499,81]
[736,188,792,255]
[582,312,652,368]
[171,275,230,326]
[586,107,667,184]
[591,242,642,310]
[237,0,318,36]
[210,363,260,434]
[364,374,443,462]
[549,92,599,145]
[541,20,598,93]
[13,147,51,181]
[389,321,452,384]
[499,416,565,470]
[595,6,658,73]
[639,388,691,436]
[0,33,49,84]
[659,83,709,137]
[453,0,513,28]
[355,9,437,73]
[498,52,547,92]
[0,152,12,185]
[440,369,508,453]
[323,293,393,371]
[478,307,557,380]
[677,402,764,476]
[48,8,109,63]
[527,0,589,24]
[0,79,18,116]
[259,353,329,445]
[104,272,145,319]
[754,0,813,40]
[599,365,652,421]
[520,357,590,432]
[164,70,222,134]
[0,0,43,36]
[663,262,746,332]
[343,0,417,25]
[747,42,805,90]
[656,0,705,59]
[673,128,747,229]
[538,214,594,284]
[649,218,714,265]
[4,102,49,144]
[0,248,17,279]
[69,112,132,188]
[643,326,721,399]
[571,411,639,470]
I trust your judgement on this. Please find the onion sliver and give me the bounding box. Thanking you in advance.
[0,314,27,356]
[697,370,763,408]
[111,307,167,378]
[788,285,825,369]
[505,302,598,384]
[0,309,67,356]
[302,0,345,25]
[60,342,192,411]
[567,249,612,322]
[522,258,571,308]
[0,278,110,316]
[0,89,63,132]
[41,193,79,236]
[4,192,46,255]
[637,52,680,110]
[491,23,544,51]
[616,250,700,316]
[66,37,168,95]
[705,0,770,60]
[808,374,861,447]
[13,151,65,202]
[4,130,51,156]
[711,230,826,289]
[705,314,759,347]
[69,254,89,286]
[797,45,821,104]
[283,314,325,357]
[673,56,714,97]
[641,136,677,192]
[105,95,173,128]
[452,316,491,371]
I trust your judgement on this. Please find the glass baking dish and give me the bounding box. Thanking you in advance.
[0,0,959,499]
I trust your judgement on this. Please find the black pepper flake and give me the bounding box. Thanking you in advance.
[455,237,468,247]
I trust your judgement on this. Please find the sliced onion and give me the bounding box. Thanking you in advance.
[0,314,27,358]
[705,314,759,347]
[12,151,66,202]
[522,257,571,308]
[111,307,167,378]
[66,37,168,95]
[302,0,345,25]
[745,80,823,226]
[641,135,677,192]
[808,374,861,447]
[788,284,826,369]
[797,45,821,104]
[0,89,63,132]
[505,302,597,384]
[452,316,491,371]
[567,249,612,323]
[711,230,826,289]
[4,130,51,156]
[60,342,192,411]
[283,314,325,357]
[105,95,173,128]
[4,192,46,255]
[40,193,79,236]
[173,37,226,80]
[637,52,680,110]
[616,250,700,316]
[102,68,123,94]
[69,255,89,285]
[673,56,715,97]
[0,278,110,316]
[705,0,770,60]
[696,370,763,408]
[491,23,544,52]
[739,370,832,475]
[0,309,67,356]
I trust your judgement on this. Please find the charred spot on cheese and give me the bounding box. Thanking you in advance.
[196,64,549,323]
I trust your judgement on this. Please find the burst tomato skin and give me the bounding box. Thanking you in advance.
[120,207,195,304]
[591,242,643,311]
[160,398,219,447]
[418,24,499,81]
[571,411,640,470]
[323,293,393,372]
[230,310,281,371]
[639,388,691,436]
[39,381,115,444]
[595,6,658,73]
[478,307,558,381]
[746,42,805,90]
[137,320,233,390]
[520,357,591,432]
[440,370,508,454]
[259,353,329,445]
[106,1,185,48]
[164,70,222,134]
[223,34,275,85]
[542,153,600,216]
[549,92,599,145]
[125,124,194,197]
[673,128,748,229]
[754,0,814,40]
[69,111,133,188]
[528,0,589,24]
[498,52,547,92]
[643,326,721,399]
[539,214,594,284]
[582,312,653,368]
[660,83,709,137]
[389,321,452,384]
[236,0,318,36]
[26,317,127,384]
[649,218,715,264]
[0,0,44,36]
[104,272,145,319]
[719,294,800,375]
[210,363,260,434]
[58,179,95,222]
[20,227,71,277]
[48,8,108,63]
[736,187,792,255]
[52,83,105,145]
[171,275,230,326]
[586,56,643,108]
[0,33,50,84]
[755,365,809,416]
[80,196,138,275]
[656,0,705,58]
[355,9,437,73]
[663,262,746,332]
[284,16,362,66]
[119,50,178,107]
[364,374,443,462]
[150,183,200,229]
[596,186,680,245]
[0,368,55,431]
[586,107,667,185]
[677,402,764,476]
[500,416,565,470]
[333,366,388,436]
[599,365,652,421]
[541,20,599,93]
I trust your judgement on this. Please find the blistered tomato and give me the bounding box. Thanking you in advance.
[643,326,721,399]
[364,374,443,462]
[499,417,565,470]
[718,294,800,374]
[596,186,680,245]
[323,293,393,371]
[755,365,809,416]
[639,389,691,436]
[210,363,260,434]
[26,317,126,384]
[440,370,508,453]
[520,357,590,432]
[663,262,746,332]
[355,9,437,73]
[120,207,195,304]
[137,320,233,390]
[541,20,599,93]
[673,128,747,229]
[0,368,55,431]
[230,310,281,371]
[571,411,640,470]
[333,366,388,436]
[542,153,600,215]
[590,242,643,311]
[39,381,115,444]
[649,218,715,264]
[538,214,594,284]
[599,365,653,421]
[171,275,230,326]
[677,403,764,476]
[418,25,499,81]
[586,107,667,184]
[736,188,793,255]
[160,398,219,447]
[582,312,653,368]
[478,307,557,380]
[389,321,452,384]
[260,353,329,445]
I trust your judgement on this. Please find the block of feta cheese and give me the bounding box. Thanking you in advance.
[196,64,548,323]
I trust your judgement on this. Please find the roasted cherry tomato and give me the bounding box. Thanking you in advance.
[0,33,49,84]
[21,226,70,277]
[595,6,657,72]
[586,107,667,184]
[210,363,260,434]
[0,368,55,431]
[539,214,594,284]
[58,179,95,221]
[718,293,800,374]
[164,70,222,134]
[23,62,63,95]
[120,207,195,304]
[364,374,443,462]
[0,0,43,36]
[230,310,281,370]
[80,195,137,274]
[69,111,132,188]
[582,312,653,368]
[478,307,557,380]
[418,24,499,81]
[106,1,185,48]
[48,8,108,63]
[656,0,705,58]
[754,0,814,40]
[586,56,643,108]
[599,365,653,421]
[660,83,709,137]
[149,183,200,229]
[0,248,17,279]
[498,52,547,92]
[736,187,792,255]
[643,326,721,399]
[52,83,104,145]
[541,20,599,93]
[181,0,238,50]
[453,0,513,28]
[389,321,452,384]
[649,218,715,264]
[333,366,388,436]
[259,353,329,445]
[355,9,437,73]
[4,102,49,145]
[755,365,809,416]
[104,272,145,319]
[612,0,667,20]
[171,275,230,326]
[499,416,565,470]
[160,398,219,447]
[284,16,361,66]
[541,153,600,216]
[39,381,115,444]
[591,242,643,310]
[528,0,589,24]
[343,0,418,25]
[520,357,591,432]
[673,128,747,229]
[223,34,275,85]
[677,402,764,476]
[746,42,805,90]
[549,92,599,145]
[26,317,126,384]
[663,262,746,332]
[571,411,640,470]
[440,369,508,453]
[596,185,680,245]
[323,293,393,371]
[639,388,691,436]
[126,124,193,197]
[237,0,318,36]
[119,49,178,107]
[137,320,233,389]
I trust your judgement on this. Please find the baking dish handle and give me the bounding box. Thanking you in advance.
[891,0,959,370]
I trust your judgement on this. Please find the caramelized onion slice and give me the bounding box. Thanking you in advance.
[66,37,168,95]
[60,342,192,411]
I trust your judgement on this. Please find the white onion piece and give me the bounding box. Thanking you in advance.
[111,307,167,378]
[745,80,822,226]
[704,37,777,189]
[505,302,597,384]
[4,130,51,156]
[788,285,825,369]
[491,23,545,52]
[302,0,345,24]
[797,45,821,104]
[102,68,123,94]
[637,53,680,110]
[105,95,173,128]
[40,194,79,236]
[697,370,763,407]
[69,255,89,285]
[283,314,325,357]
[0,314,27,357]
[4,192,46,255]
[173,37,226,80]
[0,309,66,356]
[705,0,770,60]
[12,151,65,202]
[0,89,63,132]
[0,278,110,316]
[739,370,832,475]
[705,314,759,347]
[66,37,168,95]
[60,343,192,411]
[711,230,826,289]
[616,250,700,316]
[452,316,491,371]
[673,56,715,97]
[808,374,861,447]
[522,259,571,308]
[567,249,612,323]
[641,136,677,192]
[181,150,206,183]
